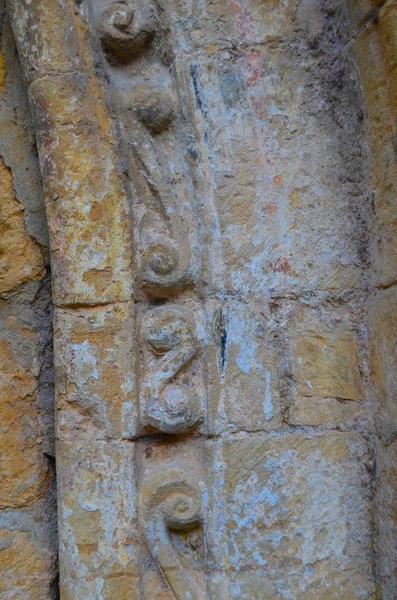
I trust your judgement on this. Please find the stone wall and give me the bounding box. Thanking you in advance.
[0,1,395,599]
[0,3,57,598]
[348,1,397,598]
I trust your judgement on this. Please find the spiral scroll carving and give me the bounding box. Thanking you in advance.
[141,235,181,289]
[130,84,176,134]
[141,305,203,434]
[98,1,157,60]
[141,469,206,600]
[90,2,209,594]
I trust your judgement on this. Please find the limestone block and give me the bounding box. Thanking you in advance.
[208,431,375,599]
[6,0,82,83]
[353,2,397,288]
[168,0,321,50]
[211,299,282,433]
[57,440,139,600]
[0,529,54,600]
[369,287,397,444]
[0,157,44,294]
[8,1,134,306]
[290,324,362,399]
[54,303,137,440]
[289,397,362,427]
[0,338,49,510]
[29,74,133,305]
[287,304,363,425]
[189,45,363,297]
[376,441,397,599]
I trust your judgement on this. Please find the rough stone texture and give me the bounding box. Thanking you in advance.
[369,288,397,446]
[376,441,397,599]
[346,0,386,29]
[0,529,55,599]
[0,3,57,598]
[54,303,137,441]
[0,336,49,509]
[0,158,44,294]
[287,301,365,426]
[7,0,134,307]
[208,431,374,599]
[57,440,139,600]
[350,2,397,597]
[1,0,396,598]
[352,0,397,290]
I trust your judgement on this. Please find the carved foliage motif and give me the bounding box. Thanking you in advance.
[141,305,204,434]
[140,467,207,600]
[96,0,199,294]
[92,0,205,430]
[87,0,209,596]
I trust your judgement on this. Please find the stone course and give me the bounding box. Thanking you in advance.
[0,0,396,598]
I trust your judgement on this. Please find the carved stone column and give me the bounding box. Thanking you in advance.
[7,1,138,597]
[81,1,221,597]
[7,1,380,599]
[8,0,215,597]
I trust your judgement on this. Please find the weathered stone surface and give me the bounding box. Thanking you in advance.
[166,0,322,49]
[351,2,397,598]
[0,10,57,598]
[0,50,5,94]
[0,157,44,294]
[3,0,395,598]
[0,529,54,599]
[353,1,397,289]
[191,41,365,298]
[376,441,397,599]
[29,73,133,305]
[289,396,361,427]
[290,324,362,400]
[8,0,134,306]
[0,338,49,509]
[287,303,364,420]
[208,431,375,599]
[369,287,397,444]
[57,440,139,600]
[0,28,48,247]
[5,0,82,83]
[346,0,385,30]
[54,303,136,440]
[214,299,282,433]
[137,439,208,599]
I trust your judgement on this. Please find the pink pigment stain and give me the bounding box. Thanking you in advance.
[229,0,256,41]
[230,0,241,15]
[272,175,284,188]
[273,258,291,274]
[265,203,277,216]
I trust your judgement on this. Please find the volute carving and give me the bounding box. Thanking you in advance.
[117,102,194,292]
[142,235,180,284]
[141,305,204,434]
[140,467,207,600]
[98,1,158,60]
[84,0,211,595]
[92,0,200,294]
[130,84,176,134]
